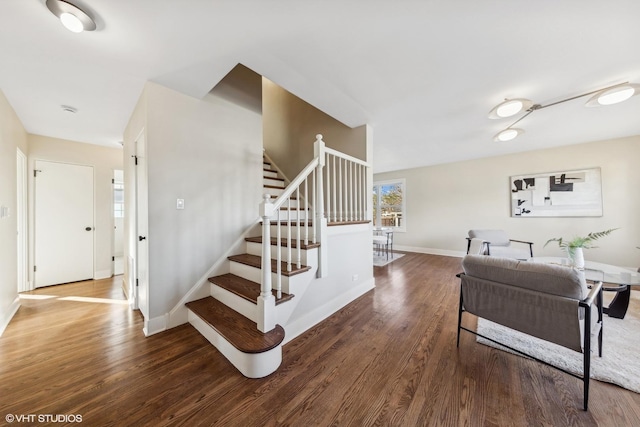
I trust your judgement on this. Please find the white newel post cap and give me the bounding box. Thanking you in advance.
[260,194,275,218]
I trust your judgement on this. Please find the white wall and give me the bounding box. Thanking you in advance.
[28,135,123,281]
[374,136,640,267]
[0,90,28,335]
[125,82,263,326]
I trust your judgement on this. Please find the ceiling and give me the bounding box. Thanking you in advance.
[2,1,640,173]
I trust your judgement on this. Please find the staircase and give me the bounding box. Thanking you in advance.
[185,155,319,378]
[184,135,370,378]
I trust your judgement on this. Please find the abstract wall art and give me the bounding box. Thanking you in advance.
[510,168,603,217]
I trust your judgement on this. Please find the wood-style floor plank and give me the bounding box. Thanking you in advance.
[1,253,639,426]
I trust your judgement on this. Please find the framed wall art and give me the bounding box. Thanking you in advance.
[510,168,602,217]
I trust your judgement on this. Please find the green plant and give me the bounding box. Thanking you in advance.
[544,228,618,256]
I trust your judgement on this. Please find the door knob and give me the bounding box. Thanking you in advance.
[139,236,146,241]
[85,227,93,231]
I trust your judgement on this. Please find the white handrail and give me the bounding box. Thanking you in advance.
[323,146,369,167]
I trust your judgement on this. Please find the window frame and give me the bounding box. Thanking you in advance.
[373,178,406,232]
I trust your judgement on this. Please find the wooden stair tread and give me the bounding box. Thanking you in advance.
[328,220,371,226]
[245,236,320,250]
[263,184,287,189]
[264,176,285,182]
[186,297,284,354]
[208,273,294,305]
[228,254,311,276]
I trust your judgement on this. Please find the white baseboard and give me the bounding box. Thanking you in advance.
[0,296,21,337]
[143,314,168,336]
[94,269,112,280]
[282,277,375,346]
[394,245,465,258]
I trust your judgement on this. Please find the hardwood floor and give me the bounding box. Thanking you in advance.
[2,253,639,426]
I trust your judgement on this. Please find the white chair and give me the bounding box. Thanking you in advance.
[466,229,533,260]
[373,228,394,259]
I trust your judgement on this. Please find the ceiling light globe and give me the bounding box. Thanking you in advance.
[494,128,522,142]
[60,12,84,33]
[496,100,523,118]
[488,98,533,119]
[597,87,635,105]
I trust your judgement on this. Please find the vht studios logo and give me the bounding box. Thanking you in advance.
[5,413,83,423]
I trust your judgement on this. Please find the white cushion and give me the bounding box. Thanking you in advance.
[468,229,510,246]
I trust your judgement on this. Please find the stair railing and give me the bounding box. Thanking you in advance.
[323,146,369,224]
[258,134,370,333]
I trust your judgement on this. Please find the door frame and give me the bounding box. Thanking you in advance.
[16,148,28,292]
[129,129,149,319]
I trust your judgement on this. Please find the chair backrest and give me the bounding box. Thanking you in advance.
[460,255,589,352]
[462,255,588,299]
[468,229,510,246]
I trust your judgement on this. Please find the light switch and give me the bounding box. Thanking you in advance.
[0,206,8,218]
[176,199,184,210]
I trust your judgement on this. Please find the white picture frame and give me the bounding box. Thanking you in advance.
[510,168,602,217]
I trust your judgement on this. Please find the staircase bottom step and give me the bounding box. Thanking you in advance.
[186,297,284,354]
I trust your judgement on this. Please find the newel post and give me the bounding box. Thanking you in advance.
[258,194,276,332]
[314,134,329,278]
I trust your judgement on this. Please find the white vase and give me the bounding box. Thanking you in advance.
[569,247,585,269]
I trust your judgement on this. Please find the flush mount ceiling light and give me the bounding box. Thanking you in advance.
[61,105,78,113]
[46,0,96,33]
[489,81,639,142]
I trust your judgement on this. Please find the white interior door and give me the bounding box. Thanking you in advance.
[135,133,149,320]
[34,161,94,288]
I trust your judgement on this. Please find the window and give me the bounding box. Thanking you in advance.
[373,179,405,232]
[113,182,124,218]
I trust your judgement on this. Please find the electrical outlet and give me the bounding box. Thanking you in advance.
[352,274,359,281]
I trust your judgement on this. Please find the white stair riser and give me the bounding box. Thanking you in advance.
[210,283,257,322]
[230,261,294,293]
[263,170,278,179]
[264,178,285,188]
[246,241,310,265]
[228,261,315,294]
[187,310,282,378]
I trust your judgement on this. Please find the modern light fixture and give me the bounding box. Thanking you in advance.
[494,128,524,142]
[61,105,78,113]
[489,82,639,142]
[488,98,534,119]
[46,0,96,33]
[585,83,640,107]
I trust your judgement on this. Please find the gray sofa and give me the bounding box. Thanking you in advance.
[457,255,603,410]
